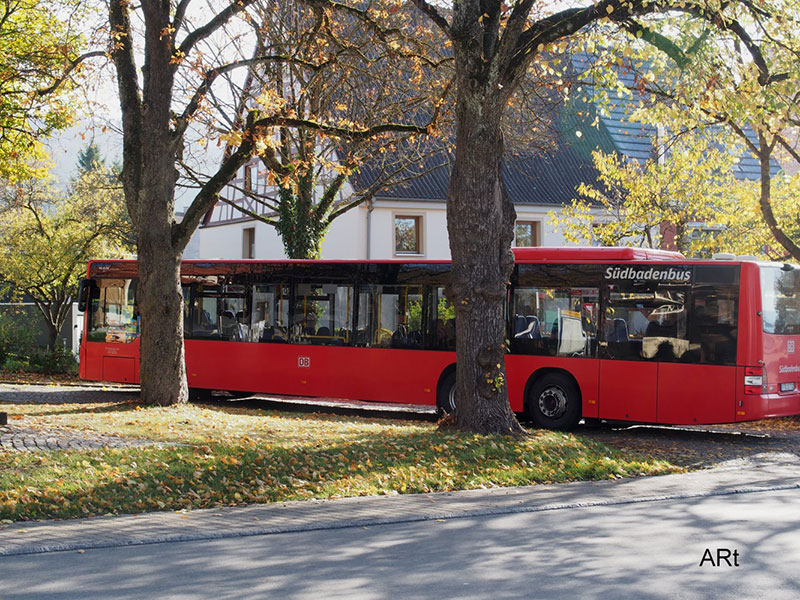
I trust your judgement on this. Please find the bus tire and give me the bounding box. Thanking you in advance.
[527,373,581,431]
[436,370,457,417]
[188,388,212,402]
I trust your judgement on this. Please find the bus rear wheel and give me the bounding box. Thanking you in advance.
[527,373,581,431]
[188,388,212,402]
[436,370,456,417]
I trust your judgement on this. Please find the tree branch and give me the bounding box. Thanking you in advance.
[173,121,257,250]
[408,0,451,37]
[36,50,107,97]
[174,54,315,140]
[108,0,143,229]
[176,0,258,63]
[619,19,688,67]
[250,115,432,141]
[218,196,278,225]
[173,0,192,35]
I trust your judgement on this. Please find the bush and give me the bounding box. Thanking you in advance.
[2,357,31,372]
[26,347,78,375]
[0,310,38,361]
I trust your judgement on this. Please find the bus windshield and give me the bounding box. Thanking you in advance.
[760,265,800,335]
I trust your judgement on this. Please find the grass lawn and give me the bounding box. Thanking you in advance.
[0,398,683,522]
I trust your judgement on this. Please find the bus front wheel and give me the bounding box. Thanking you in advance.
[527,373,581,431]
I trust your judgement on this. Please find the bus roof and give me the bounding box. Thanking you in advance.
[511,247,685,261]
[86,247,688,277]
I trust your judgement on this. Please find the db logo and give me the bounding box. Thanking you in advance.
[789,340,796,354]
[298,356,311,368]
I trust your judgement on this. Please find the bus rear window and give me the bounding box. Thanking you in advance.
[761,266,800,335]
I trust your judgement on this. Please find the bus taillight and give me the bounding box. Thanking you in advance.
[744,367,765,394]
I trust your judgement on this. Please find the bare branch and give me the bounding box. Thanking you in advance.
[218,196,278,224]
[176,0,258,63]
[408,0,450,37]
[250,115,432,141]
[174,120,257,249]
[173,0,191,35]
[775,133,800,167]
[108,0,143,229]
[174,54,320,140]
[36,50,107,97]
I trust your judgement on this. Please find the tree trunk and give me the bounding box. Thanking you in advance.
[135,103,187,404]
[32,300,64,352]
[446,84,525,435]
[45,322,59,353]
[756,136,800,261]
[134,0,188,406]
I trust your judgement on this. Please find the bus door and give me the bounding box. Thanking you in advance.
[599,265,739,425]
[656,271,739,424]
[598,345,658,422]
[597,280,659,422]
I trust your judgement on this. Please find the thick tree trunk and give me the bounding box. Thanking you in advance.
[135,117,188,404]
[134,0,188,406]
[137,214,187,406]
[446,85,525,435]
[109,0,256,406]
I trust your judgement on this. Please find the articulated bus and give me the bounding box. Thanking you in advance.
[78,247,800,429]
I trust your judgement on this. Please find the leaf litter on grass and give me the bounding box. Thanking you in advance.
[0,400,681,522]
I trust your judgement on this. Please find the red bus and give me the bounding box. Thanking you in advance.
[78,247,800,430]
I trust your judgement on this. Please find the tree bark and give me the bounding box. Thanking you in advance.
[45,322,59,353]
[109,0,189,405]
[446,80,525,435]
[137,176,187,405]
[134,1,188,405]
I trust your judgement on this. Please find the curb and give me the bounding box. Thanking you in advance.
[2,453,799,557]
[2,481,800,557]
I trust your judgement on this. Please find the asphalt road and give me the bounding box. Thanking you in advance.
[2,486,799,600]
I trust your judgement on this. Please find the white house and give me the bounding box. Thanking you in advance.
[190,65,768,261]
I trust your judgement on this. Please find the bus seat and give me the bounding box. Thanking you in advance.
[611,318,629,342]
[513,315,527,337]
[220,310,240,341]
[526,315,541,339]
[645,320,660,338]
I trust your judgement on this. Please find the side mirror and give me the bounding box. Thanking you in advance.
[77,278,92,312]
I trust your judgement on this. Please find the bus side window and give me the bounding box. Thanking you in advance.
[290,283,353,346]
[689,288,738,365]
[432,287,455,351]
[602,281,693,362]
[510,287,597,358]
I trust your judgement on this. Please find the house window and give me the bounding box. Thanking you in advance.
[394,215,423,255]
[514,221,540,247]
[242,227,255,259]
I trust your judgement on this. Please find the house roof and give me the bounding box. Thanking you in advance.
[354,57,776,207]
[355,92,619,206]
[570,53,776,180]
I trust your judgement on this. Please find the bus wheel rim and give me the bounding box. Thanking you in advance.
[538,386,567,419]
